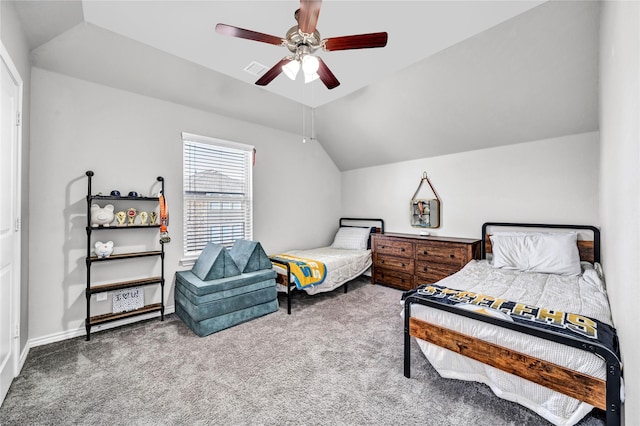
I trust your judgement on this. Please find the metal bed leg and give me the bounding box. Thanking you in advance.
[286,263,292,315]
[404,300,412,378]
[606,362,622,426]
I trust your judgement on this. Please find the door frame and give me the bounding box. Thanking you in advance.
[1,40,23,401]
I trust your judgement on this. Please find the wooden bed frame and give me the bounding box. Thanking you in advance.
[271,217,385,314]
[403,222,622,426]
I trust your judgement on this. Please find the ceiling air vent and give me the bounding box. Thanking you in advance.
[243,61,268,76]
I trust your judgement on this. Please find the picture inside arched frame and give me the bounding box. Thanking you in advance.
[410,172,441,228]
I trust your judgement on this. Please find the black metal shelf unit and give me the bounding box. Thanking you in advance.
[84,170,165,340]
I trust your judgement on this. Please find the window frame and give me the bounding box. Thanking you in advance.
[181,132,253,263]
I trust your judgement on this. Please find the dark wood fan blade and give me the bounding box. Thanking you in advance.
[215,23,283,46]
[323,32,388,51]
[255,58,291,86]
[317,58,340,90]
[298,0,322,34]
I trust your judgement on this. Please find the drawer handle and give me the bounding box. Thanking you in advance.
[401,263,405,267]
[381,245,386,249]
[401,248,405,252]
[450,254,455,258]
[381,260,385,264]
[422,251,428,255]
[422,266,428,272]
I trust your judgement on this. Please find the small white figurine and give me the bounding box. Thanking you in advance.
[94,241,114,258]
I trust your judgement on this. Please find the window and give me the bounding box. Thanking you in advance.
[182,132,253,257]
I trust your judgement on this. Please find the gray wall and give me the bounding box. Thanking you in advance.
[27,68,341,342]
[1,0,32,357]
[599,1,640,422]
[342,132,600,239]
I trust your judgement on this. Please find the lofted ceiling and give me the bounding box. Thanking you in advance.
[79,0,546,108]
[16,0,544,108]
[13,0,599,171]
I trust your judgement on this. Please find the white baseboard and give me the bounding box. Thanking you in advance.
[28,305,175,349]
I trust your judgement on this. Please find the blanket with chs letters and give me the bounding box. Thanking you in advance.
[270,254,327,289]
[403,283,617,355]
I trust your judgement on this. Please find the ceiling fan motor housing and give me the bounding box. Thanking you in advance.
[285,25,322,54]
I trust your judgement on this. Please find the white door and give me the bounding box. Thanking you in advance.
[0,43,22,406]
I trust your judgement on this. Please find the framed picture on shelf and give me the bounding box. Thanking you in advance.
[113,287,144,313]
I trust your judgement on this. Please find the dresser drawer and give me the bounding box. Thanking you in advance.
[374,254,414,273]
[415,242,468,267]
[373,238,414,258]
[374,268,413,291]
[414,260,458,284]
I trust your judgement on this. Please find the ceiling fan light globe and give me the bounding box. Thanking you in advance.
[282,60,300,80]
[301,54,320,75]
[304,72,320,83]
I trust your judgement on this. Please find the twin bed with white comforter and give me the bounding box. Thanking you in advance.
[274,246,371,296]
[270,218,384,314]
[403,223,622,426]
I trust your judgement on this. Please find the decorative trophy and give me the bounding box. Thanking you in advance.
[139,211,149,226]
[115,211,127,226]
[127,208,137,226]
[149,211,158,225]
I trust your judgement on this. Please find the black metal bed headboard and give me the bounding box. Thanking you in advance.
[481,222,600,263]
[339,217,385,234]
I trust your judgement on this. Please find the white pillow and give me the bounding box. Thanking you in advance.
[490,231,581,276]
[331,227,371,250]
[490,232,533,271]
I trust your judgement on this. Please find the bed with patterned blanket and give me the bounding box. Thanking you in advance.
[403,223,623,426]
[270,218,384,314]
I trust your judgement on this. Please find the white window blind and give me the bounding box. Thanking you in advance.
[182,133,253,256]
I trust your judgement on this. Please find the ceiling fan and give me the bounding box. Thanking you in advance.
[215,0,388,90]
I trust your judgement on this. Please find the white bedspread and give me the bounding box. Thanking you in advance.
[405,259,614,426]
[274,247,371,295]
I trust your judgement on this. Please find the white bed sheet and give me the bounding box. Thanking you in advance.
[405,259,614,426]
[274,247,371,295]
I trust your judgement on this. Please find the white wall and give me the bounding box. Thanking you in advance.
[1,0,32,353]
[342,132,599,239]
[28,68,341,342]
[599,1,640,423]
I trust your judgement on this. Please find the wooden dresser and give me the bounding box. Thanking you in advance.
[371,233,481,291]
